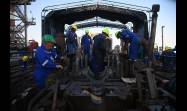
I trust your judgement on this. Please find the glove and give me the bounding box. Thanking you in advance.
[56,65,63,69]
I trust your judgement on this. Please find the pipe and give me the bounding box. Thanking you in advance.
[24,3,27,47]
[162,26,165,53]
[148,4,160,65]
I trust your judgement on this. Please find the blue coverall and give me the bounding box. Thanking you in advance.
[154,52,161,61]
[81,34,92,57]
[66,30,78,71]
[90,34,106,74]
[162,49,176,70]
[119,29,140,60]
[33,45,57,89]
[66,30,78,55]
[51,48,58,62]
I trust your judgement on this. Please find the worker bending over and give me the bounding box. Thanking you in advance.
[116,29,139,60]
[33,34,63,89]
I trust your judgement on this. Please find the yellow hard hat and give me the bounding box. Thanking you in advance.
[115,31,120,39]
[102,27,110,37]
[71,24,77,30]
[85,29,89,34]
[22,56,29,62]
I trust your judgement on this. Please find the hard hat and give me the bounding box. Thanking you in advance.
[42,34,56,43]
[22,56,29,62]
[85,29,89,34]
[115,31,120,39]
[102,27,110,37]
[71,24,77,30]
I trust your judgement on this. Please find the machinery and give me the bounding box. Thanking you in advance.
[10,0,176,111]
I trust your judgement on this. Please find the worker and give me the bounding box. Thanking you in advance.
[28,40,39,63]
[81,29,92,67]
[65,24,78,71]
[19,47,29,72]
[162,47,176,71]
[20,55,29,72]
[115,28,142,61]
[115,28,148,80]
[33,34,63,89]
[90,27,110,78]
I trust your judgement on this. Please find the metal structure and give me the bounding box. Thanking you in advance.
[10,0,36,49]
[41,0,152,39]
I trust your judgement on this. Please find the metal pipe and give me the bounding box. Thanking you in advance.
[162,26,165,52]
[148,5,160,63]
[24,3,27,47]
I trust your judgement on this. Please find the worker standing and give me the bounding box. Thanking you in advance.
[28,40,38,59]
[90,27,110,78]
[81,29,92,67]
[33,34,63,89]
[66,24,78,71]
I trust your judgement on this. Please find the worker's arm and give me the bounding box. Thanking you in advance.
[81,36,85,46]
[53,49,58,59]
[35,49,57,68]
[89,36,93,45]
[74,33,78,48]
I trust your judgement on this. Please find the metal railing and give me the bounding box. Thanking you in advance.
[74,16,126,28]
[75,17,123,25]
[42,0,152,17]
[41,0,153,34]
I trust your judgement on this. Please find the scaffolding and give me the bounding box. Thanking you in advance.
[10,0,36,50]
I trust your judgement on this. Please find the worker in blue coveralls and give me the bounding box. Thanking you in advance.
[81,29,92,67]
[66,24,78,71]
[162,46,176,71]
[33,34,63,89]
[115,28,141,61]
[90,27,110,79]
[115,28,146,79]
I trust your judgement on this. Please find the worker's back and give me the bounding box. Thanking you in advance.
[81,34,92,49]
[81,34,92,57]
[120,29,141,60]
[90,34,106,74]
[66,30,78,55]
